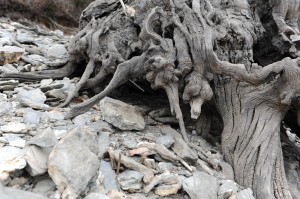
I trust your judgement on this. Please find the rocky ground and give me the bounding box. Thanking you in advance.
[0,17,299,199]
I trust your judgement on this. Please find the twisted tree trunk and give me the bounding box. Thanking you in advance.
[215,67,296,198]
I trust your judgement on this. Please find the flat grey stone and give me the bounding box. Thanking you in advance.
[23,109,42,124]
[8,138,26,148]
[97,132,110,159]
[52,77,73,92]
[32,178,56,197]
[40,79,53,87]
[72,114,89,126]
[46,44,68,60]
[172,138,198,163]
[183,171,219,199]
[23,54,47,65]
[0,186,47,199]
[88,120,113,133]
[156,135,174,148]
[220,161,234,181]
[46,110,64,121]
[48,127,99,199]
[84,193,110,199]
[53,129,68,140]
[155,183,181,197]
[25,128,57,176]
[0,146,23,165]
[0,37,11,46]
[0,93,8,102]
[237,188,255,199]
[157,162,174,172]
[160,125,182,139]
[100,160,119,192]
[0,46,25,65]
[1,122,28,133]
[100,97,145,131]
[0,102,13,116]
[127,193,149,199]
[117,170,144,190]
[2,134,21,143]
[45,89,67,100]
[16,32,35,43]
[17,88,49,110]
[123,139,137,149]
[218,180,239,199]
[0,146,26,183]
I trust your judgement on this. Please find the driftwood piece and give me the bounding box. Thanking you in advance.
[143,172,180,194]
[109,148,158,174]
[132,141,193,172]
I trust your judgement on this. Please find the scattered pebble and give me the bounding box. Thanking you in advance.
[1,122,28,134]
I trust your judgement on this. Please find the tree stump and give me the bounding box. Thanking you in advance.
[2,0,300,198]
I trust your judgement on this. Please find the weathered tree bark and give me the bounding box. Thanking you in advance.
[1,0,300,198]
[214,58,300,199]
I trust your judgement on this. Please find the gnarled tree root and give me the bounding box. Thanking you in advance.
[0,62,77,82]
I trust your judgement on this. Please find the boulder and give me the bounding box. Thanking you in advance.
[32,178,56,197]
[156,135,174,148]
[0,102,13,116]
[155,183,181,197]
[237,188,255,199]
[46,44,68,60]
[183,171,219,199]
[117,170,144,191]
[100,97,145,131]
[99,160,119,192]
[17,88,49,110]
[1,122,28,134]
[0,146,26,184]
[0,46,24,64]
[24,128,57,176]
[48,127,99,199]
[0,186,47,199]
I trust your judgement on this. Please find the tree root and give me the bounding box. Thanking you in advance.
[59,59,95,107]
[64,53,147,119]
[0,62,77,82]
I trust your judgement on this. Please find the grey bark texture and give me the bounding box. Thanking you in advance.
[2,0,300,198]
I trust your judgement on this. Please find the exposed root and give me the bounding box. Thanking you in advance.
[59,14,115,107]
[59,60,95,107]
[83,69,109,89]
[65,54,147,119]
[83,50,125,89]
[0,62,77,82]
[183,72,213,119]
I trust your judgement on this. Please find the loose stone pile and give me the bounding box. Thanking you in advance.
[0,17,299,199]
